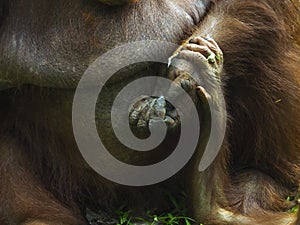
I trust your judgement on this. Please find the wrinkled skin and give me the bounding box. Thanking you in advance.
[1,0,300,225]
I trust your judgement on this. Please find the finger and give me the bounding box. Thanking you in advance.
[163,116,177,128]
[129,99,150,125]
[183,44,214,59]
[176,49,207,63]
[190,36,222,61]
[196,85,212,103]
[180,79,194,92]
[151,96,167,119]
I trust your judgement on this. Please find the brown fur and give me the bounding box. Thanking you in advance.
[0,0,299,224]
[189,0,300,223]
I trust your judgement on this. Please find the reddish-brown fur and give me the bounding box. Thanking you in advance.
[186,1,300,224]
[0,0,299,224]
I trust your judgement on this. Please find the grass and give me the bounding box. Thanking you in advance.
[115,192,197,225]
[89,194,300,225]
[287,196,299,214]
[116,209,195,225]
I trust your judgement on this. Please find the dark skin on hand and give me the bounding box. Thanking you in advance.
[0,0,300,224]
